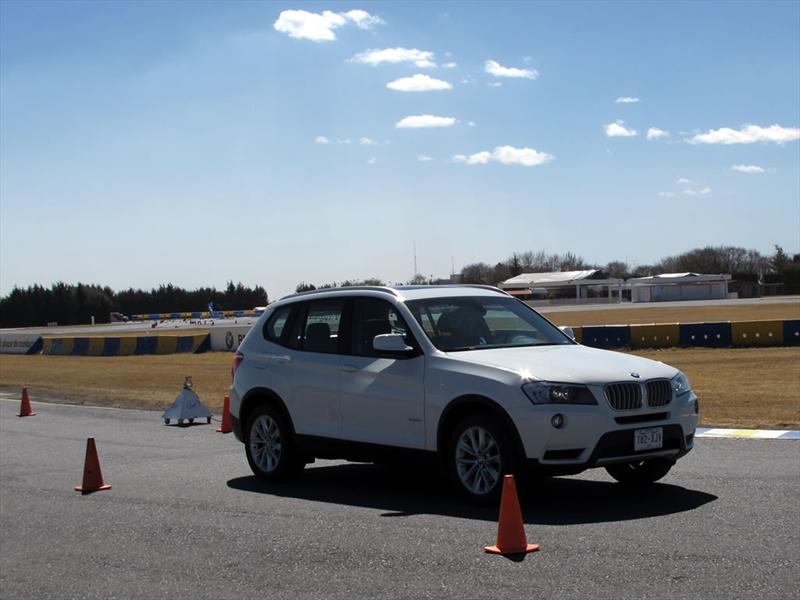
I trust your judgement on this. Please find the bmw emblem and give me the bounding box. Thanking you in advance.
[630,372,640,379]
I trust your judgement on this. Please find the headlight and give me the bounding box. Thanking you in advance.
[522,382,597,405]
[671,372,691,397]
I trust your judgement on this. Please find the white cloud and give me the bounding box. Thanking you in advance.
[683,187,712,196]
[453,145,554,167]
[337,138,351,144]
[605,120,638,137]
[350,47,435,68]
[523,56,534,63]
[658,192,675,198]
[417,155,433,162]
[396,115,456,129]
[647,127,670,140]
[488,82,503,88]
[732,164,765,173]
[386,74,452,92]
[484,60,538,79]
[274,9,383,42]
[367,157,377,165]
[442,62,458,69]
[689,124,800,145]
[359,137,376,145]
[615,97,640,104]
[468,121,476,127]
[677,178,692,185]
[314,136,331,144]
[343,9,383,30]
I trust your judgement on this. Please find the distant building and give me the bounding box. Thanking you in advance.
[627,272,731,303]
[499,270,623,301]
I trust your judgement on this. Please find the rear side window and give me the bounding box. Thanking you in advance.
[263,306,292,344]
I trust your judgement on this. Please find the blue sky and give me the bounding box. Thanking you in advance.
[1,1,798,300]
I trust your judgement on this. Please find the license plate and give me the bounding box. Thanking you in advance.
[634,427,663,451]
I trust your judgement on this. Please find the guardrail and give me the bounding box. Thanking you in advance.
[129,310,263,321]
[10,319,800,355]
[573,319,800,349]
[41,334,210,356]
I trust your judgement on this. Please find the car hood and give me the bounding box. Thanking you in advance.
[452,344,678,384]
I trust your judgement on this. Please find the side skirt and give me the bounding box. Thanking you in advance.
[295,435,439,467]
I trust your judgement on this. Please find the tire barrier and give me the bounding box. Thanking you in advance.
[42,334,210,356]
[783,320,800,346]
[678,322,732,347]
[581,325,631,349]
[730,320,784,347]
[629,324,681,349]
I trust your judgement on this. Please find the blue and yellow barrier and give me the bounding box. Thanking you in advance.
[573,319,798,349]
[630,323,681,349]
[130,309,263,321]
[581,325,631,349]
[42,334,209,356]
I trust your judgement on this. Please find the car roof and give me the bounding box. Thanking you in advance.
[276,285,510,304]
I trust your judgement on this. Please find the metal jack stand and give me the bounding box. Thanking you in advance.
[162,377,213,426]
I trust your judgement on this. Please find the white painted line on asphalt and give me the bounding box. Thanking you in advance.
[696,427,800,440]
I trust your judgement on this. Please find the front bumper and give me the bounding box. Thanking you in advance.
[515,390,699,470]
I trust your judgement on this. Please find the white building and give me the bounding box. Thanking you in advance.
[499,270,624,301]
[627,273,731,303]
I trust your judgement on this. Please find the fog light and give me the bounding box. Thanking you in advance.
[551,413,565,429]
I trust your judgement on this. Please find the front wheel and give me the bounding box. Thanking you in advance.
[244,405,304,482]
[605,458,673,485]
[447,414,516,503]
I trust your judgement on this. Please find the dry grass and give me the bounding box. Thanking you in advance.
[542,302,800,327]
[0,353,232,411]
[1,347,798,428]
[629,347,800,428]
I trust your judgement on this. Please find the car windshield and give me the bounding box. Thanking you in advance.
[406,296,573,352]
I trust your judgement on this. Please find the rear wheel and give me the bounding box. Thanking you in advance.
[447,414,516,503]
[245,404,304,482]
[605,458,673,485]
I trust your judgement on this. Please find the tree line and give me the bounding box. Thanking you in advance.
[295,244,799,293]
[456,245,799,287]
[0,282,268,328]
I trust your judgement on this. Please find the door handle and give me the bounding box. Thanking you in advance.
[340,364,359,373]
[256,353,292,363]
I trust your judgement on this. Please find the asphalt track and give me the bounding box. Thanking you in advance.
[1,399,798,600]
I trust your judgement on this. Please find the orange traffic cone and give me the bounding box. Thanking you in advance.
[74,438,112,494]
[485,474,540,555]
[216,395,232,433]
[17,387,36,417]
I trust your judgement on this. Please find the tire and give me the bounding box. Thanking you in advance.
[446,413,517,503]
[206,417,211,424]
[188,418,194,424]
[164,419,170,425]
[244,404,305,482]
[605,458,673,485]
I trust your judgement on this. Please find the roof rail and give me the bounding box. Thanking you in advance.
[458,284,511,296]
[278,286,402,301]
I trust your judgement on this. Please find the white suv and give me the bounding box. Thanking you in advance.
[229,286,698,502]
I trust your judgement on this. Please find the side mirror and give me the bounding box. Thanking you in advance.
[373,333,414,354]
[560,326,575,340]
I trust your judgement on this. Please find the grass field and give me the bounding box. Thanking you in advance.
[541,301,800,327]
[1,347,798,428]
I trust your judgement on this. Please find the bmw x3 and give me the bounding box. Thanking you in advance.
[229,285,698,502]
